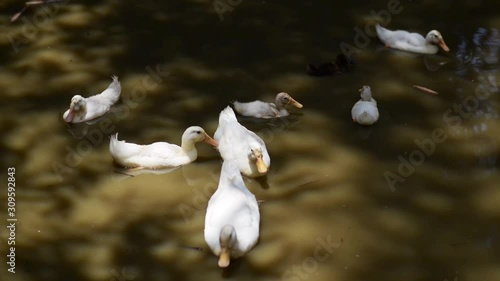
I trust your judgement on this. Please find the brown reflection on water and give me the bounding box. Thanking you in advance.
[0,1,499,281]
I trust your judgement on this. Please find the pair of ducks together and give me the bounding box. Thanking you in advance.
[351,24,451,125]
[62,77,304,267]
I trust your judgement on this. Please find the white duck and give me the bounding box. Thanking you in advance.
[233,92,303,118]
[351,85,379,125]
[214,106,270,177]
[204,160,260,268]
[63,76,121,123]
[109,126,217,169]
[375,24,450,54]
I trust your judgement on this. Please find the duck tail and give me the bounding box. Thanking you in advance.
[375,23,384,32]
[232,101,244,115]
[375,24,390,42]
[109,133,120,156]
[218,106,238,124]
[99,75,122,104]
[109,133,135,160]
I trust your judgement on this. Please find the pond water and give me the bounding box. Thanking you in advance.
[1,0,499,281]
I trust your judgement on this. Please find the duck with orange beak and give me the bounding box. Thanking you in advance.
[204,160,260,268]
[233,92,303,118]
[214,106,271,177]
[375,24,450,54]
[109,126,217,169]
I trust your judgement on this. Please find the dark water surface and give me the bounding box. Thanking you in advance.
[1,0,499,281]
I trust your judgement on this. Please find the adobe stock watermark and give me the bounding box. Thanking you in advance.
[110,267,136,281]
[339,0,406,58]
[8,0,70,53]
[444,275,458,281]
[281,235,342,281]
[51,65,170,182]
[178,116,302,223]
[177,164,219,224]
[384,75,497,192]
[212,0,243,22]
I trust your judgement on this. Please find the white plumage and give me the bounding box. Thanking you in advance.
[109,126,217,169]
[233,92,303,118]
[204,160,260,268]
[375,24,450,54]
[63,76,121,123]
[351,85,379,126]
[214,106,271,177]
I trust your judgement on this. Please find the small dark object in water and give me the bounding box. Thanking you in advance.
[306,54,355,76]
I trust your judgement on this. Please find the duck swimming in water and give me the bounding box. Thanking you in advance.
[233,92,303,119]
[204,160,260,268]
[109,126,217,169]
[375,24,450,54]
[351,85,379,125]
[63,76,121,123]
[214,106,270,177]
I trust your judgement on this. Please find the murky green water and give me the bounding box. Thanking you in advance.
[1,0,499,280]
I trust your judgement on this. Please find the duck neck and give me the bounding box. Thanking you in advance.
[361,90,372,101]
[180,138,198,160]
[426,44,439,53]
[220,225,236,246]
[218,161,248,192]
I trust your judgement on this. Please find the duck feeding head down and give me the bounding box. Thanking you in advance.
[63,95,86,122]
[276,92,303,109]
[183,126,218,148]
[218,225,237,268]
[427,30,449,52]
[250,148,268,173]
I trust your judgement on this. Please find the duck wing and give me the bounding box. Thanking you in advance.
[88,76,121,107]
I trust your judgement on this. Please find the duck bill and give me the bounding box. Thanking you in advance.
[218,247,231,268]
[63,109,74,123]
[203,134,218,147]
[255,157,268,173]
[438,39,450,52]
[290,98,303,109]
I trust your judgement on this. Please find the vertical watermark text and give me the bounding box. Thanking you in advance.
[6,167,17,274]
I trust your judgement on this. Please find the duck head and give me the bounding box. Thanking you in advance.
[182,126,218,148]
[426,30,450,52]
[64,95,86,122]
[275,92,303,109]
[359,85,373,101]
[218,225,236,268]
[249,147,268,173]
